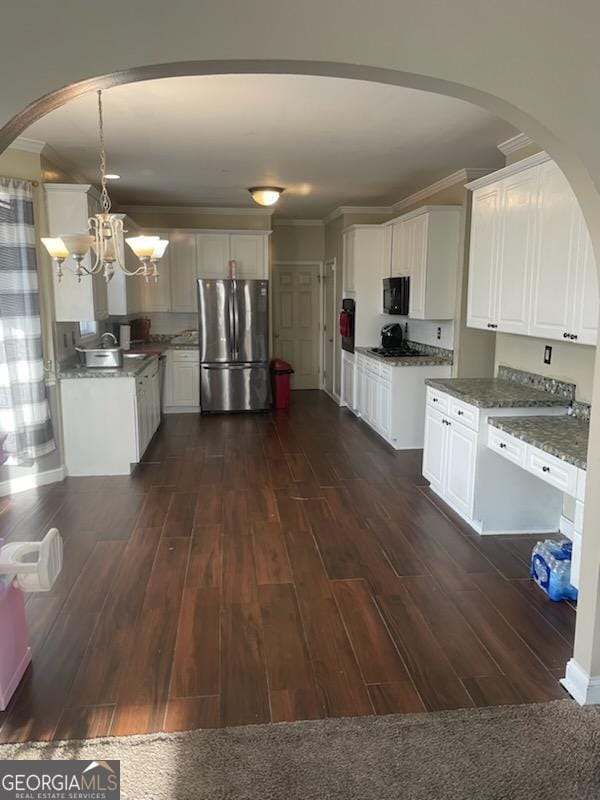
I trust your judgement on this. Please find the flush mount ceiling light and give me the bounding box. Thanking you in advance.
[41,90,168,285]
[104,173,120,180]
[248,186,285,207]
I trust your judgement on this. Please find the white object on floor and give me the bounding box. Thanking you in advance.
[0,528,63,592]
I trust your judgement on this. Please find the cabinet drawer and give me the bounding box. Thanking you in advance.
[172,350,199,363]
[574,500,585,534]
[449,397,479,431]
[426,387,450,414]
[525,446,578,495]
[488,426,526,466]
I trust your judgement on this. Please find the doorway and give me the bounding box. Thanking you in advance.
[322,258,337,400]
[272,261,322,390]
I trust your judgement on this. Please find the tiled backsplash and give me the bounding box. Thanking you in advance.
[497,365,576,402]
[378,315,454,350]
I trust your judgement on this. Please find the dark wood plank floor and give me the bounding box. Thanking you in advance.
[0,391,573,742]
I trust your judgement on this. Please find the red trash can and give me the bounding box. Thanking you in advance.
[270,358,294,409]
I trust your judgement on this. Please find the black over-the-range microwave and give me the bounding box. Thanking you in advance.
[383,276,410,315]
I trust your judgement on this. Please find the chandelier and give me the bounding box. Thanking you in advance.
[41,90,168,284]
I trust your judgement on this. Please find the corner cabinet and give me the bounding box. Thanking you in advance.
[45,184,109,322]
[466,153,598,345]
[386,206,461,320]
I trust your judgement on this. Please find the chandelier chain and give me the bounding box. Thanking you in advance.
[97,90,111,214]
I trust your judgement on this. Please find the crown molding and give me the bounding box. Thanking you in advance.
[118,204,273,217]
[323,205,393,225]
[41,144,89,184]
[465,151,551,191]
[9,136,46,154]
[272,218,324,227]
[497,133,534,156]
[391,168,493,213]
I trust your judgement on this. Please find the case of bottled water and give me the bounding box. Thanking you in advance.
[530,539,578,602]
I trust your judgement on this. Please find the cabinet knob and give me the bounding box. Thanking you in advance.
[563,332,569,338]
[432,397,438,403]
[499,442,506,449]
[457,410,464,416]
[570,334,578,340]
[542,465,550,473]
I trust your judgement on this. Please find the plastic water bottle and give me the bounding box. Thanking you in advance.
[530,539,578,602]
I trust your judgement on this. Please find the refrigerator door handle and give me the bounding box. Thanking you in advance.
[228,282,237,360]
[202,364,255,370]
[232,279,240,359]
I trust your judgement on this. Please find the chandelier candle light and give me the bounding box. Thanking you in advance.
[41,90,168,284]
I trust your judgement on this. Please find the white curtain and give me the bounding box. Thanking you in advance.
[0,177,55,465]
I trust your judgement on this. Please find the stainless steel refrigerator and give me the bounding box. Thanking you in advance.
[197,278,271,412]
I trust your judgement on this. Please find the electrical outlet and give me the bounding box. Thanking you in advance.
[437,327,442,341]
[544,345,552,365]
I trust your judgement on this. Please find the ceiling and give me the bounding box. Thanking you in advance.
[25,75,516,219]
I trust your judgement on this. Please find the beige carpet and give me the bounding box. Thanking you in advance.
[1,700,600,799]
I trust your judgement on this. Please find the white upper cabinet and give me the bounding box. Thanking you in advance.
[342,228,356,293]
[467,153,598,345]
[496,169,538,335]
[388,207,461,320]
[390,220,411,277]
[133,229,172,312]
[170,231,197,312]
[467,184,501,330]
[230,233,266,278]
[382,224,392,279]
[196,233,231,279]
[529,160,579,340]
[107,214,139,316]
[45,184,109,323]
[196,232,269,280]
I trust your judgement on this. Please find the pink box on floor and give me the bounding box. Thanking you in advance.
[0,577,31,711]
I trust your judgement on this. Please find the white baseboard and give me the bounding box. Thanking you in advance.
[322,387,342,406]
[0,465,65,497]
[561,658,600,705]
[559,515,575,540]
[162,406,201,414]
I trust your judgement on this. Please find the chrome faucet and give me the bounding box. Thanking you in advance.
[100,331,118,348]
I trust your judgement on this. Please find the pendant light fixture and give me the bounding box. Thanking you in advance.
[248,186,285,207]
[41,90,168,284]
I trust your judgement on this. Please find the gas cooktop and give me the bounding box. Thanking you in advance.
[370,347,422,358]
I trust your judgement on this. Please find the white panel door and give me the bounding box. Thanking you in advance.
[408,213,428,318]
[197,233,230,278]
[391,220,411,277]
[322,260,336,395]
[571,212,599,345]
[529,161,579,340]
[467,183,502,330]
[422,407,447,487]
[230,234,266,279]
[272,263,321,389]
[496,169,538,334]
[444,419,477,518]
[170,231,197,312]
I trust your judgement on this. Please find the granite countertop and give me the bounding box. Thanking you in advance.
[134,338,198,352]
[59,353,159,380]
[425,378,571,408]
[356,346,452,368]
[488,415,589,470]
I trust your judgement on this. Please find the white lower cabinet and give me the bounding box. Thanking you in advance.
[60,357,161,476]
[163,350,200,411]
[423,387,567,534]
[341,351,356,410]
[347,353,451,449]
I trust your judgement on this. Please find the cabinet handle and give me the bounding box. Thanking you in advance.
[570,334,578,340]
[432,397,438,403]
[499,442,507,449]
[542,465,550,473]
[457,410,464,416]
[563,332,569,338]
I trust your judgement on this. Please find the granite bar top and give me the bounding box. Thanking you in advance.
[425,378,571,409]
[488,415,589,470]
[356,346,452,368]
[134,338,198,352]
[59,353,159,380]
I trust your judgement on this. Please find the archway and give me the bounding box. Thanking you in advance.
[4,56,600,704]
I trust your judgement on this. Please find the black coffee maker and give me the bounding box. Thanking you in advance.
[381,323,404,350]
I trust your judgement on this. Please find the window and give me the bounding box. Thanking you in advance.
[79,321,98,339]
